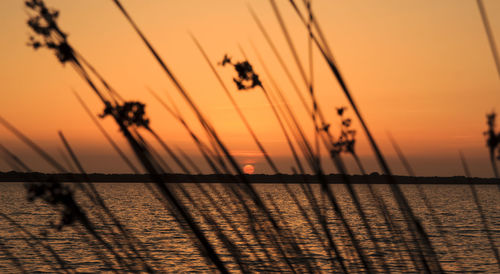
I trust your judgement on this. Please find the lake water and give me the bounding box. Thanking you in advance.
[0,182,499,272]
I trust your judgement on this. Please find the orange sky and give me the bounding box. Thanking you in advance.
[1,0,500,177]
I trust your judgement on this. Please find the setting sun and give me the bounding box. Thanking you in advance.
[243,164,255,174]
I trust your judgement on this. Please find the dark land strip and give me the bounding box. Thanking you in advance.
[1,171,499,184]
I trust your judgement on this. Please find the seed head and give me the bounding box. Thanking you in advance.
[220,55,262,90]
[100,101,150,130]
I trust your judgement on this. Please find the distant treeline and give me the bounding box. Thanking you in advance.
[1,171,499,184]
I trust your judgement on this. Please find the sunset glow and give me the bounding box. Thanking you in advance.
[1,1,500,272]
[0,0,499,176]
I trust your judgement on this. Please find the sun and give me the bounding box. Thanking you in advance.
[243,164,255,174]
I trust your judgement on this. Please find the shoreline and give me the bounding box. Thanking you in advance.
[1,172,499,184]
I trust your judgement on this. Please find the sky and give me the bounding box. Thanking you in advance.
[0,0,500,177]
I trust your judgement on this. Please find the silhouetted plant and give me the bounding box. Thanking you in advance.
[331,107,356,155]
[484,111,500,177]
[219,56,262,90]
[25,180,81,231]
[100,101,150,129]
[25,0,74,64]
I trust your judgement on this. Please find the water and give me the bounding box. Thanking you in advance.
[0,182,498,272]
